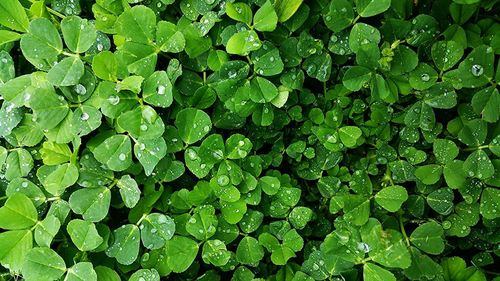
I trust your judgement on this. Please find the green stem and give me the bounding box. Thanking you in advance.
[399,214,411,247]
[463,145,489,151]
[46,6,66,19]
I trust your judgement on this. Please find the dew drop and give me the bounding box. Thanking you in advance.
[420,73,430,82]
[80,112,90,121]
[119,153,126,161]
[74,84,87,95]
[471,64,484,77]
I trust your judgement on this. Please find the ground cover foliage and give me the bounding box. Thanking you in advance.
[0,0,499,280]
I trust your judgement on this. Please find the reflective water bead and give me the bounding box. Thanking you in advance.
[471,64,484,77]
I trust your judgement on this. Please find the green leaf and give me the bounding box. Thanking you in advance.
[431,41,463,71]
[142,71,173,108]
[226,30,262,56]
[129,269,160,281]
[93,134,132,171]
[20,18,63,60]
[254,1,278,32]
[236,236,264,266]
[323,0,354,32]
[67,219,104,252]
[165,236,199,273]
[355,0,391,17]
[338,126,362,148]
[4,148,34,181]
[0,230,32,273]
[69,187,111,222]
[471,87,500,123]
[410,221,444,255]
[375,185,409,212]
[65,262,97,281]
[92,51,118,81]
[226,2,252,26]
[34,215,60,248]
[0,193,38,230]
[427,188,454,215]
[140,213,175,250]
[134,137,167,176]
[186,205,218,240]
[116,175,141,208]
[343,66,372,91]
[37,163,79,196]
[415,164,443,185]
[22,247,66,281]
[463,150,494,179]
[349,23,380,53]
[175,108,212,144]
[0,0,29,32]
[364,263,396,281]
[480,188,499,220]
[156,21,185,53]
[274,0,304,22]
[106,224,140,265]
[115,5,156,44]
[61,16,97,53]
[202,240,231,266]
[29,88,69,130]
[433,139,459,164]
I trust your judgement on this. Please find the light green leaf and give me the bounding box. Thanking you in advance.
[106,224,140,265]
[355,0,391,17]
[69,187,111,222]
[254,1,278,32]
[226,2,252,26]
[274,0,304,22]
[115,5,156,44]
[140,213,175,250]
[34,215,60,248]
[165,236,199,273]
[22,247,66,281]
[20,18,63,60]
[93,134,132,171]
[364,263,396,281]
[175,108,212,144]
[0,0,30,32]
[226,30,261,56]
[0,193,37,230]
[116,175,141,208]
[236,236,264,266]
[338,126,362,148]
[67,219,104,251]
[0,230,32,273]
[65,262,97,281]
[375,185,409,212]
[61,16,97,53]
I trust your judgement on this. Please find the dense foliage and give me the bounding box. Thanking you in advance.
[0,0,499,280]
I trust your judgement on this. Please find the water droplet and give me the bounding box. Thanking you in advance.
[140,124,148,131]
[217,175,230,186]
[22,182,28,188]
[80,112,90,121]
[108,95,120,105]
[157,85,166,95]
[357,242,370,253]
[471,64,484,77]
[74,84,87,95]
[420,73,430,82]
[119,153,126,161]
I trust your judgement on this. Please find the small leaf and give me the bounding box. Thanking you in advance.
[410,221,445,255]
[375,185,409,212]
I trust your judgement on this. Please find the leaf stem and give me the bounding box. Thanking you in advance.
[399,214,411,247]
[46,6,66,19]
[136,213,148,226]
[463,145,489,151]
